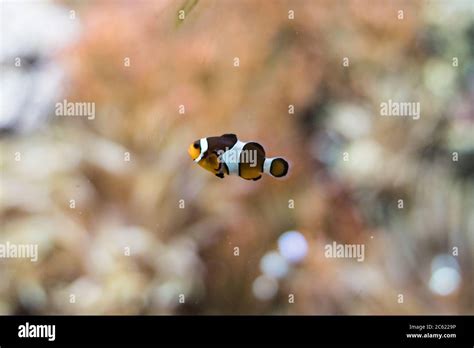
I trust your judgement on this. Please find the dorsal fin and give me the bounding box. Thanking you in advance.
[221,133,237,142]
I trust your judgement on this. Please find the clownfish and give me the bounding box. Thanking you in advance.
[188,134,289,180]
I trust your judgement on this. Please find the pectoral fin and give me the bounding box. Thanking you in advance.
[207,153,220,170]
[199,152,221,174]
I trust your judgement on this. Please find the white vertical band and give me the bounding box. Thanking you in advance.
[221,140,246,175]
[194,138,208,162]
[263,157,274,174]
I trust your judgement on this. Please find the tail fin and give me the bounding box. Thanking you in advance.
[263,157,289,178]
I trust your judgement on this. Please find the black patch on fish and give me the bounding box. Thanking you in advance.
[270,158,289,177]
[206,135,238,154]
[221,134,237,142]
[241,142,266,173]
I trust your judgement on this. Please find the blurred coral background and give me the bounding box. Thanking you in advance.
[0,0,473,314]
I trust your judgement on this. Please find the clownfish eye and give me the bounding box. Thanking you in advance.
[193,141,199,149]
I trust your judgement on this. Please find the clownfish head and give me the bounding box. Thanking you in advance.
[188,139,202,162]
[189,138,220,174]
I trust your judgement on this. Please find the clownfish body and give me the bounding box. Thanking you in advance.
[188,134,289,180]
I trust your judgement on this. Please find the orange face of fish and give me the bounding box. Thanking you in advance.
[189,139,220,174]
[188,142,200,161]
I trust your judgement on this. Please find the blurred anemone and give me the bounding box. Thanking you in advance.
[0,2,79,134]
